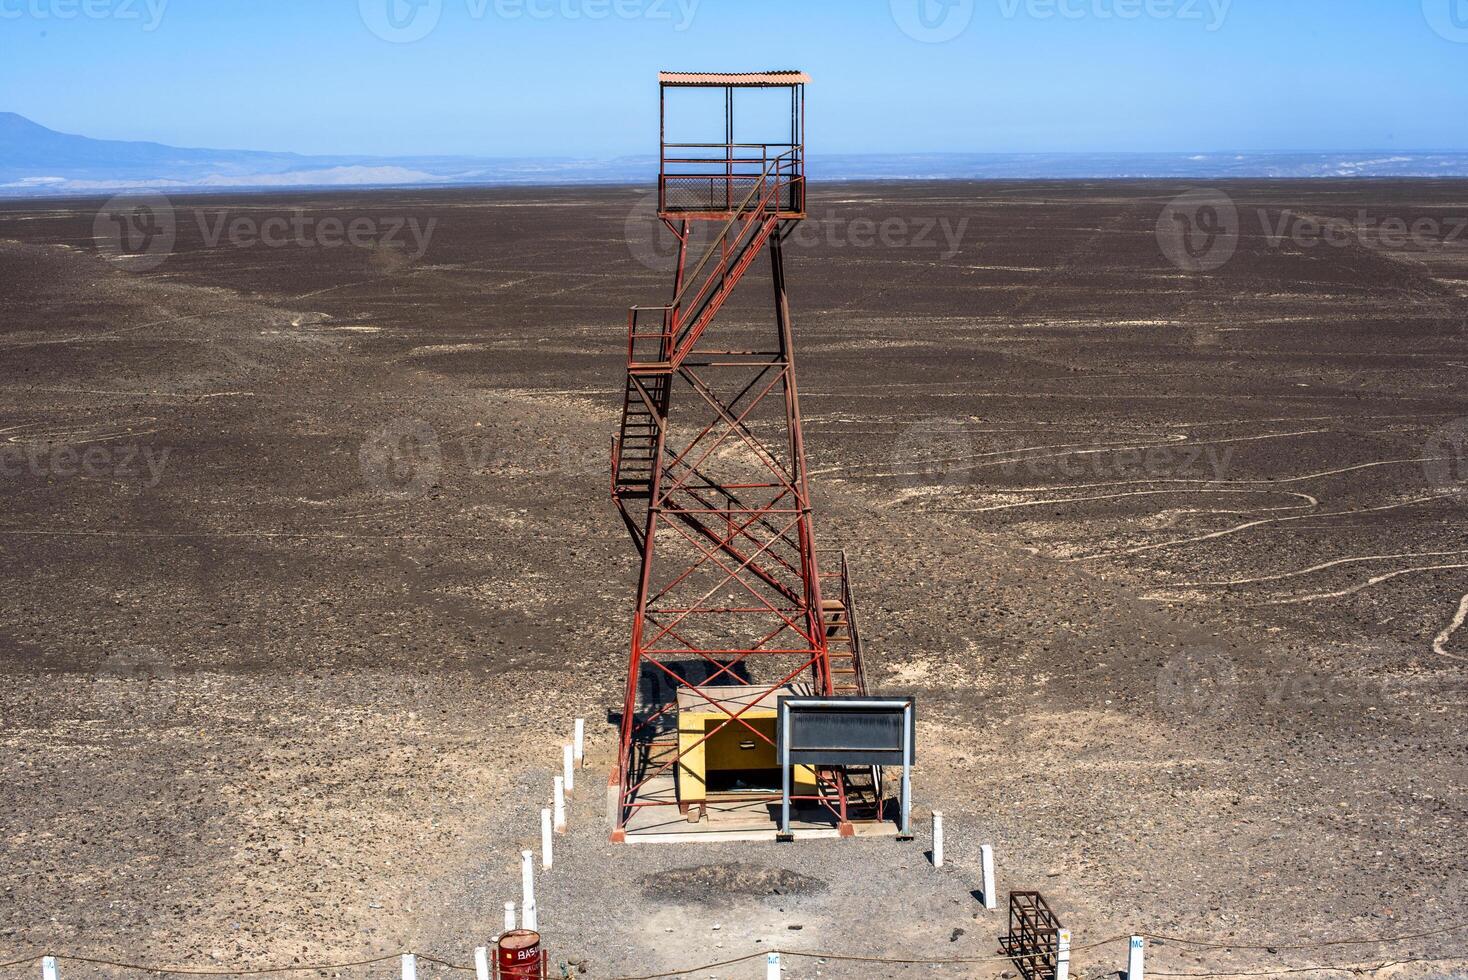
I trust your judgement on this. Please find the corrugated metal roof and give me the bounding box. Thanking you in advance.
[660,71,810,87]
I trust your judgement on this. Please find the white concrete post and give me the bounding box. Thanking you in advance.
[563,744,576,795]
[1056,929,1072,980]
[574,718,585,766]
[932,811,944,868]
[1127,935,1145,980]
[504,901,516,933]
[401,953,417,980]
[553,775,567,832]
[766,950,781,979]
[981,843,997,911]
[520,849,538,930]
[474,946,491,980]
[541,807,554,870]
[42,957,58,980]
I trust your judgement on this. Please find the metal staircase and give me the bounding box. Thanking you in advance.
[611,373,668,548]
[612,152,798,551]
[819,550,868,695]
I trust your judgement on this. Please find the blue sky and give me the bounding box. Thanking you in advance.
[2,0,1465,157]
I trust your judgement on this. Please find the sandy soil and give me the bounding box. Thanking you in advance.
[0,181,1465,979]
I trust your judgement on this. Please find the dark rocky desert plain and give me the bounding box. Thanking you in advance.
[0,180,1465,978]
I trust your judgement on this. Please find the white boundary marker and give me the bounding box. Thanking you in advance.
[981,844,997,910]
[474,946,491,980]
[42,957,58,980]
[766,950,781,979]
[401,953,417,980]
[932,811,944,868]
[521,850,538,930]
[1057,929,1072,980]
[503,901,516,933]
[563,744,575,795]
[1127,935,1145,980]
[553,775,567,832]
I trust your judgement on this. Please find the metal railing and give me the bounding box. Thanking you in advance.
[834,549,868,695]
[629,150,800,369]
[659,141,805,214]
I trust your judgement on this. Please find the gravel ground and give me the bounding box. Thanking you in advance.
[0,182,1465,979]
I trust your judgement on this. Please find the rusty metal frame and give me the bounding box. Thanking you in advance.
[1002,892,1064,980]
[611,72,866,839]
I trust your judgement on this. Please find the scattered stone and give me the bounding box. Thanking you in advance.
[639,864,827,904]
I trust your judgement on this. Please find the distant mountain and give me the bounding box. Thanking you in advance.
[4,113,1468,198]
[810,152,1468,180]
[0,113,651,196]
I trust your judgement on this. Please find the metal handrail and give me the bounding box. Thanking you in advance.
[631,150,799,366]
[660,140,804,213]
[664,141,800,148]
[838,550,868,696]
[673,151,789,306]
[662,160,786,168]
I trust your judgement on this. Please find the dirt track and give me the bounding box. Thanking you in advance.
[0,181,1465,978]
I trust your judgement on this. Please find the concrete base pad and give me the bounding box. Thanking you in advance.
[608,768,898,844]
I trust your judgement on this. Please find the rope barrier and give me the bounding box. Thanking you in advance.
[607,950,766,980]
[1137,921,1468,951]
[0,952,464,976]
[605,945,1468,980]
[1147,955,1467,978]
[3,921,1462,978]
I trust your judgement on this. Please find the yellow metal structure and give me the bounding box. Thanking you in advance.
[676,685,816,805]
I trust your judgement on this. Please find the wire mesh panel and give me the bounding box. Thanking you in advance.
[662,175,761,213]
[661,172,803,215]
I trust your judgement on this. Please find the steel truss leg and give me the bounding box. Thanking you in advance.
[614,224,843,838]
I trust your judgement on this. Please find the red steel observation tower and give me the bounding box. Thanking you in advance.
[609,71,879,841]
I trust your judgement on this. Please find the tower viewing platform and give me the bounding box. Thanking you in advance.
[657,70,808,221]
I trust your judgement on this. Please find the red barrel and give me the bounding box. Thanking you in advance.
[496,930,543,978]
